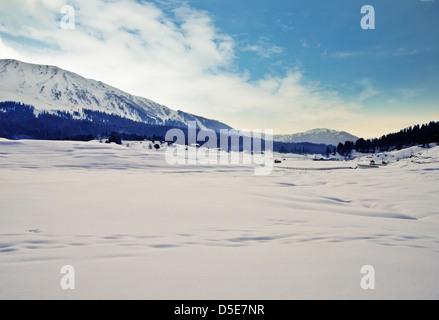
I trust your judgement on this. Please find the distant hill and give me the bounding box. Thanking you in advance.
[273,128,359,146]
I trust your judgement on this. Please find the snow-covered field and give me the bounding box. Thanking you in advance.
[1,139,439,299]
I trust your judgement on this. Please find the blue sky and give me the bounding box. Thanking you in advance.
[183,0,439,106]
[0,0,438,138]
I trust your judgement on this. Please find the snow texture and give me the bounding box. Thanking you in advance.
[0,139,438,299]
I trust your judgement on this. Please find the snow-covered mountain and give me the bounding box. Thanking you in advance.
[274,128,359,145]
[0,59,232,131]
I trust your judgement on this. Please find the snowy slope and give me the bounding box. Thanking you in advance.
[0,59,232,131]
[274,128,359,145]
[351,144,439,165]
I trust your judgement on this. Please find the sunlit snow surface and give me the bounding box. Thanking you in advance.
[1,139,438,299]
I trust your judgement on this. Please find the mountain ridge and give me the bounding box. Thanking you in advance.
[273,128,359,145]
[0,59,232,132]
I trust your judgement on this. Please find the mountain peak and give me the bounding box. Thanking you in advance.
[274,128,359,145]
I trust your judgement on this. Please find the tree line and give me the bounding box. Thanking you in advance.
[0,101,330,155]
[337,121,439,156]
[0,101,168,141]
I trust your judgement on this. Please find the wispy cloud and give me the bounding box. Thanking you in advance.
[355,78,380,102]
[332,51,365,59]
[241,44,283,58]
[275,19,294,32]
[241,37,283,58]
[399,88,424,100]
[384,88,424,104]
[332,47,433,59]
[391,47,432,57]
